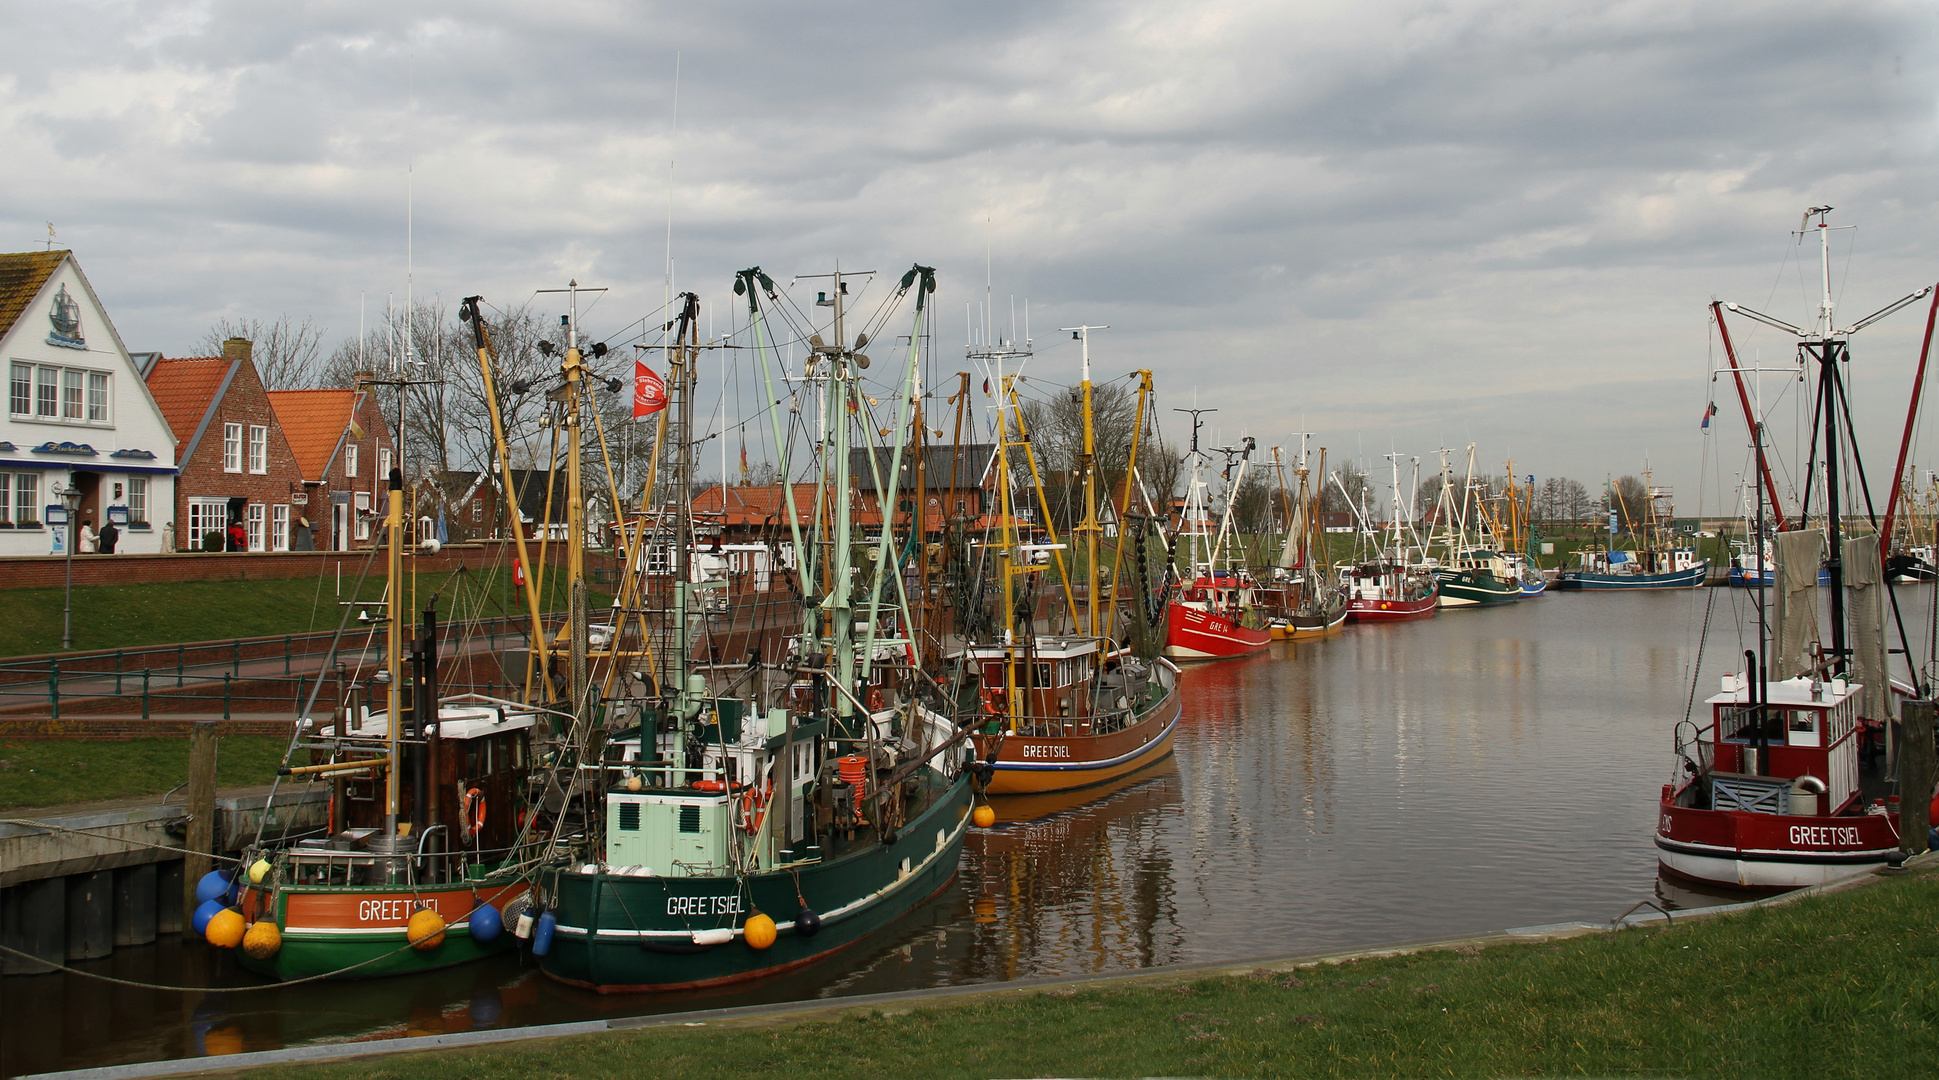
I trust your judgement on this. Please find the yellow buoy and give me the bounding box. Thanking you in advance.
[242,919,282,959]
[407,907,447,951]
[743,911,777,950]
[205,907,246,948]
[972,805,997,829]
[625,775,643,792]
[247,858,272,884]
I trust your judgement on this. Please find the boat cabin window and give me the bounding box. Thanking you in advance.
[1035,662,1054,688]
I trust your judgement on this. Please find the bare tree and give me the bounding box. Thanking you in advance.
[199,315,325,389]
[1321,459,1370,517]
[1611,475,1648,527]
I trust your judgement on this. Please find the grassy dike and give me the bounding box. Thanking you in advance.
[0,735,287,810]
[228,866,1939,1079]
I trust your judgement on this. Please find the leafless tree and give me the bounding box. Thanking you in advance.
[199,315,326,389]
[1611,475,1648,527]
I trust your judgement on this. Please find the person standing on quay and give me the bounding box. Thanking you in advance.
[98,518,119,555]
[78,515,96,554]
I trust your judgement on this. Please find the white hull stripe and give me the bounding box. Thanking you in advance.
[991,713,1179,772]
[553,801,972,940]
[1653,835,1898,865]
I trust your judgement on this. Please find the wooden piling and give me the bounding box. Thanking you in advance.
[181,721,217,924]
[1900,699,1934,855]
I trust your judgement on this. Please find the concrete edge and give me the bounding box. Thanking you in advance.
[24,856,1936,1080]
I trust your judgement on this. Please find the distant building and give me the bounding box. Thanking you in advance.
[847,443,998,535]
[0,250,178,554]
[266,384,394,550]
[145,340,308,551]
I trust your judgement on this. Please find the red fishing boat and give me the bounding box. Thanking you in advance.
[1338,452,1439,623]
[1162,418,1270,662]
[1658,208,1932,890]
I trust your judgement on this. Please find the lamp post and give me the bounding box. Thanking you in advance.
[54,481,81,651]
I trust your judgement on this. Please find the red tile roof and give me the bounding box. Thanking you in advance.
[267,388,358,480]
[142,357,232,461]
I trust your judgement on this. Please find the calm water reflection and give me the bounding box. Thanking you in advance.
[10,588,1914,1076]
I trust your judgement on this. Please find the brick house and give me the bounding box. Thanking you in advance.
[847,443,998,536]
[0,250,178,555]
[144,340,309,551]
[267,384,394,551]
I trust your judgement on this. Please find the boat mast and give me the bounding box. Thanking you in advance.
[1174,406,1214,579]
[1064,324,1108,638]
[383,465,403,841]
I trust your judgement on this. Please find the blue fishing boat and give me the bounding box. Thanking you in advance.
[1555,547,1708,590]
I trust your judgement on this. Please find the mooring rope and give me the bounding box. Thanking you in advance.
[0,937,419,992]
[0,819,247,864]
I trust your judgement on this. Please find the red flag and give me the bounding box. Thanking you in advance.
[633,362,667,417]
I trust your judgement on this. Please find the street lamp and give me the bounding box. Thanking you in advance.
[53,481,81,651]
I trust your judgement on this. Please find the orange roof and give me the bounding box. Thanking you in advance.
[0,250,66,344]
[267,388,358,480]
[143,357,232,460]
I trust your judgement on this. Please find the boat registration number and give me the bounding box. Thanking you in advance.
[1019,744,1070,759]
[1790,825,1862,847]
[360,898,435,923]
[667,894,745,917]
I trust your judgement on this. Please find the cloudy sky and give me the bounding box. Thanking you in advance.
[5,0,1937,510]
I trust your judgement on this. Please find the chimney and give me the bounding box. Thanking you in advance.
[222,337,253,363]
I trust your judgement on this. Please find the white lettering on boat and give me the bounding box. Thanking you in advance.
[1659,813,1672,835]
[1788,825,1861,847]
[359,898,435,923]
[1019,744,1070,759]
[665,894,746,917]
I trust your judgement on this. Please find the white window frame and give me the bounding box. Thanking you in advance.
[36,366,58,418]
[128,477,148,525]
[248,424,267,473]
[0,473,9,525]
[13,473,37,527]
[272,504,290,551]
[87,372,109,422]
[8,363,29,417]
[188,499,228,551]
[379,448,392,482]
[345,443,358,479]
[353,490,371,540]
[246,503,266,552]
[61,369,83,419]
[223,423,243,473]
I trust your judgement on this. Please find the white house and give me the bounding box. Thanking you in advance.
[0,251,178,555]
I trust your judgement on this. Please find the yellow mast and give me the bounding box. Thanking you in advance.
[1101,370,1151,641]
[1065,324,1108,638]
[383,468,402,838]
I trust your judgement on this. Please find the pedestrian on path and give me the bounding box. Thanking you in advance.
[78,515,96,554]
[97,519,119,554]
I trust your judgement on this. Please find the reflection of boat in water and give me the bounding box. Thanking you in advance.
[963,764,1185,979]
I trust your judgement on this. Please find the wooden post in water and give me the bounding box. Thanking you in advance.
[1902,699,1934,856]
[182,721,218,923]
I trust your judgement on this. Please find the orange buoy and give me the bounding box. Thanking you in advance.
[242,919,282,959]
[205,907,246,948]
[972,805,997,829]
[407,907,447,951]
[743,912,777,950]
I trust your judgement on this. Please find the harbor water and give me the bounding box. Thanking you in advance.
[2,587,1918,1076]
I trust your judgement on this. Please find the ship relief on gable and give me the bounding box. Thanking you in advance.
[46,283,85,350]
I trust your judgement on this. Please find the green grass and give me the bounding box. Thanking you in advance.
[252,869,1939,1079]
[0,568,603,657]
[0,735,288,810]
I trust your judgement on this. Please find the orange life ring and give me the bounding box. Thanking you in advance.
[737,785,770,833]
[461,788,486,841]
[867,686,886,712]
[980,686,1007,716]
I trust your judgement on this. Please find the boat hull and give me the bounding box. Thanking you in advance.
[972,667,1181,796]
[1555,562,1708,590]
[538,771,971,993]
[1434,570,1520,607]
[1726,566,1773,588]
[235,880,527,981]
[1654,798,1900,890]
[1163,602,1271,660]
[1346,594,1439,621]
[1271,604,1349,639]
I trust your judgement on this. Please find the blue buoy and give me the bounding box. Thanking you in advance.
[532,910,556,956]
[192,898,226,936]
[796,904,822,937]
[470,902,503,943]
[194,870,232,905]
